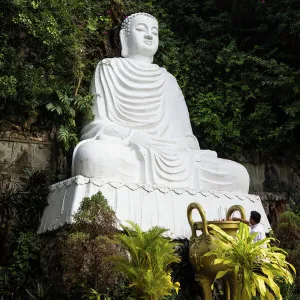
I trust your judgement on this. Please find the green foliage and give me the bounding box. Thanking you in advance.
[291,205,300,217]
[26,282,51,300]
[170,239,202,299]
[83,287,134,300]
[72,192,118,237]
[204,222,295,300]
[2,0,299,158]
[0,0,117,149]
[85,288,103,300]
[275,277,296,300]
[0,170,53,263]
[111,221,180,300]
[0,232,41,298]
[10,233,41,287]
[61,192,125,298]
[0,170,54,299]
[47,91,94,150]
[150,0,300,159]
[275,211,300,291]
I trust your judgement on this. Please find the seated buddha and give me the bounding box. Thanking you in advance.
[72,12,250,193]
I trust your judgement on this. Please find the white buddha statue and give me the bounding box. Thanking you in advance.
[72,13,250,193]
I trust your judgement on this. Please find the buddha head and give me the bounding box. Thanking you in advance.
[120,13,159,62]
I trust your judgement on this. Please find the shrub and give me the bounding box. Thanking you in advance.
[60,192,124,298]
[170,239,202,299]
[0,170,53,299]
[0,232,41,298]
[111,221,180,300]
[275,211,300,291]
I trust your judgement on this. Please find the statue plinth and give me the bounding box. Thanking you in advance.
[38,176,270,238]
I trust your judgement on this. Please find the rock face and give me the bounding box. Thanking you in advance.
[0,137,68,184]
[243,162,300,227]
[0,139,52,182]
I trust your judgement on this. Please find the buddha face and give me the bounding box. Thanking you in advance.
[121,15,159,60]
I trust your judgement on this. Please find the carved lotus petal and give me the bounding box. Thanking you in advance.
[108,181,125,189]
[199,190,210,197]
[156,185,171,194]
[142,184,155,192]
[124,183,140,191]
[75,176,90,185]
[173,188,186,195]
[90,178,107,187]
[210,192,220,198]
[221,192,233,199]
[186,188,199,195]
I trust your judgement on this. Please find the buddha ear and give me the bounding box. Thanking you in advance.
[120,29,128,58]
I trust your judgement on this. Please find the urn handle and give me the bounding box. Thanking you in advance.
[187,202,209,238]
[226,205,246,221]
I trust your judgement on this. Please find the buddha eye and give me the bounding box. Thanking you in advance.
[135,26,146,32]
[151,27,158,36]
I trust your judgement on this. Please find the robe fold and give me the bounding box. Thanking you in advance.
[72,57,249,192]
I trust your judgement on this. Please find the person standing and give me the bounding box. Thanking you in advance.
[232,211,266,242]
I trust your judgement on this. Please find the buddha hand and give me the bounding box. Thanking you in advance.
[125,130,153,148]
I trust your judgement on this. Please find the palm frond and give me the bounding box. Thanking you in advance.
[111,221,179,299]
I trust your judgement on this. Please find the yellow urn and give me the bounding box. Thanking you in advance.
[187,203,246,300]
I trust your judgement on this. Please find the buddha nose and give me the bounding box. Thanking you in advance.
[145,33,153,40]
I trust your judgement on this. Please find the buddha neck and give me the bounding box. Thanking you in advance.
[126,54,152,64]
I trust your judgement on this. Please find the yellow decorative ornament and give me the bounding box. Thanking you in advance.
[187,202,246,300]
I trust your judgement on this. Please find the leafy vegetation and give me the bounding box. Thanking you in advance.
[0,170,54,299]
[1,0,300,298]
[0,0,117,149]
[170,239,202,299]
[154,0,300,159]
[1,182,182,299]
[60,192,125,298]
[0,170,53,265]
[1,0,300,160]
[204,222,295,300]
[111,221,180,300]
[275,211,300,291]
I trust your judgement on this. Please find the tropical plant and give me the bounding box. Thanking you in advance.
[204,222,295,300]
[110,221,180,300]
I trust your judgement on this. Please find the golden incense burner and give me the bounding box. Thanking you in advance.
[187,203,246,300]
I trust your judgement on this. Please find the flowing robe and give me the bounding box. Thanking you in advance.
[72,58,249,192]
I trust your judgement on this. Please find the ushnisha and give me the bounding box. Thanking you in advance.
[72,13,250,193]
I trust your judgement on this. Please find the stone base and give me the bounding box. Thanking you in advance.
[38,176,271,238]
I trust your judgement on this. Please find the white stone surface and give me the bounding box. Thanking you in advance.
[38,176,271,238]
[71,13,250,193]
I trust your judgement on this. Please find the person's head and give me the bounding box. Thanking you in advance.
[249,211,261,226]
[120,13,159,62]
